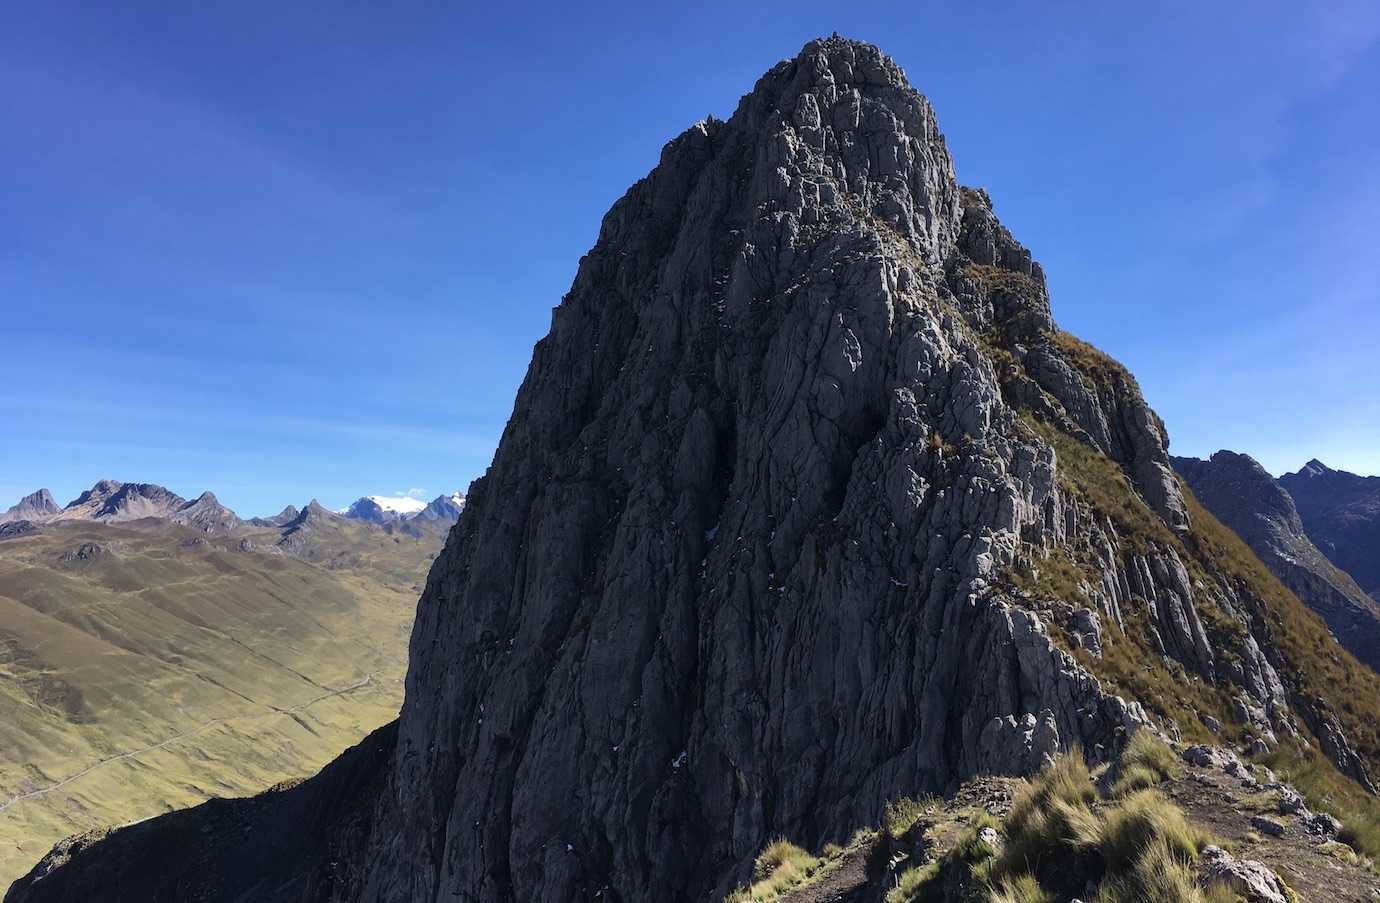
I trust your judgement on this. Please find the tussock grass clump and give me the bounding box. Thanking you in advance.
[724,839,821,902]
[1109,732,1181,797]
[951,812,1002,865]
[998,750,1100,881]
[752,839,810,882]
[726,829,879,902]
[1097,790,1208,873]
[1094,840,1208,903]
[885,862,941,903]
[885,795,939,839]
[989,873,1054,903]
[985,751,1213,902]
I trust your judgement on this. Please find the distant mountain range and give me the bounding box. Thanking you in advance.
[0,481,465,538]
[340,492,466,530]
[0,478,460,886]
[1174,452,1380,670]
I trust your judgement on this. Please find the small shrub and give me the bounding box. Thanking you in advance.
[1320,839,1360,865]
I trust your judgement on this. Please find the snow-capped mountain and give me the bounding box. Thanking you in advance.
[340,495,428,524]
[341,492,465,530]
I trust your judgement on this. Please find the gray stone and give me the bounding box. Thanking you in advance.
[1250,815,1286,837]
[1201,845,1291,903]
[1305,812,1342,837]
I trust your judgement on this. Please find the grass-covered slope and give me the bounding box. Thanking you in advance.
[0,517,437,888]
[730,735,1378,902]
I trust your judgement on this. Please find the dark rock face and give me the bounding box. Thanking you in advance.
[1175,451,1380,670]
[1280,460,1380,602]
[0,489,60,524]
[8,37,1376,903]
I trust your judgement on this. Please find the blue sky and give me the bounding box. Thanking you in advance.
[2,1,1377,516]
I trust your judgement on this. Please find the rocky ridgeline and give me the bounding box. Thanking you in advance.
[0,481,463,540]
[8,36,1380,903]
[1175,451,1380,670]
[1281,460,1380,603]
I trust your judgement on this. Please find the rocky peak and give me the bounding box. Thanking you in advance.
[7,36,1377,903]
[248,504,300,528]
[55,480,187,522]
[1280,460,1380,601]
[410,493,465,522]
[1174,451,1304,540]
[93,482,187,521]
[61,479,123,512]
[170,491,242,535]
[0,488,60,524]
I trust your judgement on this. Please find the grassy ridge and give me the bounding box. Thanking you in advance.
[0,518,438,887]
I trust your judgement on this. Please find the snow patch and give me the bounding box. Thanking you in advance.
[365,495,428,514]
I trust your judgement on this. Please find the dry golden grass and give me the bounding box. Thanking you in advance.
[0,517,438,886]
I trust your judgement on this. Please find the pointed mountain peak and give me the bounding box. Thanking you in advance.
[66,480,123,508]
[170,491,240,534]
[0,488,61,524]
[247,504,300,528]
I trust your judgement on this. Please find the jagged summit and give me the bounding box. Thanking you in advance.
[170,491,242,534]
[248,504,300,528]
[1281,459,1380,601]
[341,495,427,523]
[0,489,60,524]
[10,37,1380,903]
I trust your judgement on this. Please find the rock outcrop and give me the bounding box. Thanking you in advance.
[53,480,188,522]
[1175,450,1380,670]
[409,492,465,524]
[248,504,301,528]
[0,489,60,524]
[170,491,243,534]
[9,36,1380,903]
[1280,459,1380,602]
